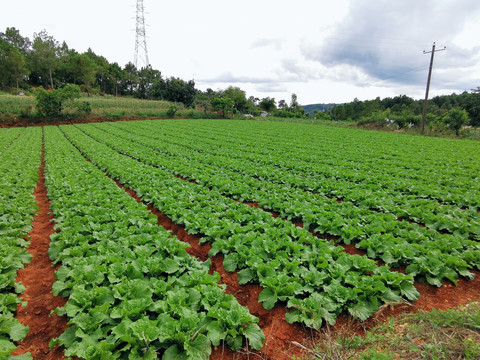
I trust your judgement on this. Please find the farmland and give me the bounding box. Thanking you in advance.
[2,119,480,359]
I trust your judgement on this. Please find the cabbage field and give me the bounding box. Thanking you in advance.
[2,120,480,359]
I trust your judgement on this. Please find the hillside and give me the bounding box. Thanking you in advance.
[302,103,338,115]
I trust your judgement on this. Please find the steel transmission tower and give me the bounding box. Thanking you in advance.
[134,0,149,68]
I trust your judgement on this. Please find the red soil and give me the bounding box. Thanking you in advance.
[12,148,68,359]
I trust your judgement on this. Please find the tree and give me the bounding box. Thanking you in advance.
[290,93,299,110]
[344,103,355,119]
[121,62,139,95]
[0,37,29,89]
[69,53,98,95]
[443,107,469,135]
[352,97,365,120]
[332,105,346,121]
[0,38,13,88]
[248,96,259,107]
[245,97,259,115]
[108,62,125,97]
[86,50,111,95]
[136,65,161,99]
[461,91,480,127]
[285,93,305,117]
[211,97,234,118]
[223,86,248,113]
[313,109,331,121]
[10,48,28,90]
[278,99,287,110]
[152,77,196,107]
[259,97,276,112]
[0,28,30,90]
[36,84,82,118]
[1,27,31,53]
[27,30,60,88]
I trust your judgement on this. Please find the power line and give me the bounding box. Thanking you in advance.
[134,0,149,69]
[371,64,427,85]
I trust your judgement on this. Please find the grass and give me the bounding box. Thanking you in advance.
[0,94,35,120]
[303,302,480,360]
[0,93,217,123]
[264,115,355,127]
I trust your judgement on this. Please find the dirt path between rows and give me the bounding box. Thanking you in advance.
[12,142,68,360]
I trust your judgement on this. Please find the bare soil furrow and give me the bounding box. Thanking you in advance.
[12,140,69,360]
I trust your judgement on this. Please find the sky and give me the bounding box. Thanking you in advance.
[2,0,480,105]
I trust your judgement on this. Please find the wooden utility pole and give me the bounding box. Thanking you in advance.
[420,42,446,134]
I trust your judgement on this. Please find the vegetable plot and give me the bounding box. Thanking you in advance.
[104,120,480,238]
[5,119,479,359]
[60,124,419,329]
[43,127,263,359]
[76,122,480,287]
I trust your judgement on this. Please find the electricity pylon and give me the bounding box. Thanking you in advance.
[134,0,149,69]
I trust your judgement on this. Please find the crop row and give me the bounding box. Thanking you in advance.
[43,126,263,359]
[0,128,23,154]
[75,123,480,287]
[161,120,479,194]
[102,121,480,239]
[171,120,479,206]
[149,120,480,207]
[106,121,480,237]
[61,124,419,329]
[0,127,42,359]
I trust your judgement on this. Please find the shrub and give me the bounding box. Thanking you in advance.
[443,107,470,136]
[166,105,178,118]
[73,101,92,116]
[36,90,63,117]
[35,84,83,119]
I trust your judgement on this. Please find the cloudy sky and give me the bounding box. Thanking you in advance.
[2,0,480,104]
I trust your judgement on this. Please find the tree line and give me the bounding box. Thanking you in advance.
[1,26,478,128]
[0,27,306,118]
[324,91,480,134]
[0,27,197,105]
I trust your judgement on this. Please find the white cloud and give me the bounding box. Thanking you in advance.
[302,0,480,91]
[1,0,480,104]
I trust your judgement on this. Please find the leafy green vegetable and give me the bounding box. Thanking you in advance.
[43,126,264,358]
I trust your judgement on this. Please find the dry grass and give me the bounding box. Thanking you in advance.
[302,302,480,360]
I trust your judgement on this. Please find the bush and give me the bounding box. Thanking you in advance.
[61,84,81,101]
[19,105,34,119]
[166,105,177,118]
[36,90,63,117]
[358,109,391,126]
[396,110,419,129]
[35,84,83,119]
[73,101,92,116]
[443,107,470,136]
